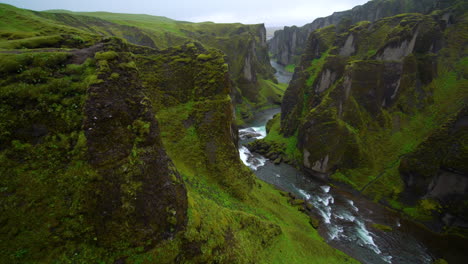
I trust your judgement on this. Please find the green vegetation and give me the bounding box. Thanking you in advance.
[433,258,449,264]
[263,114,302,163]
[258,78,287,105]
[305,51,329,87]
[371,223,393,232]
[285,64,295,72]
[0,47,101,263]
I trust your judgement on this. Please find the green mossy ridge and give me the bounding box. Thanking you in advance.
[1,3,278,124]
[258,78,287,104]
[432,259,449,264]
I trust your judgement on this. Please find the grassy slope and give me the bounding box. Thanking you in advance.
[45,9,188,44]
[0,4,99,49]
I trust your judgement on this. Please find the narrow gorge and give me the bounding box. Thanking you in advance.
[0,0,467,263]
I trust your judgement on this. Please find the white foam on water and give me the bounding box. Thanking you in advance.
[239,146,267,171]
[382,255,393,264]
[239,146,250,164]
[251,126,266,139]
[347,199,359,212]
[320,185,330,193]
[319,194,334,206]
[329,225,344,240]
[335,210,356,223]
[355,220,382,255]
[297,188,311,200]
[316,206,332,224]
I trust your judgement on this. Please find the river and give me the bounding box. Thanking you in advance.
[270,59,293,84]
[236,61,450,264]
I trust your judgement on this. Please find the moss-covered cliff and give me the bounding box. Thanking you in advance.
[275,1,468,235]
[0,5,357,264]
[269,0,442,66]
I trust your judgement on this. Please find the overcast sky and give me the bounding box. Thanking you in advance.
[1,0,369,27]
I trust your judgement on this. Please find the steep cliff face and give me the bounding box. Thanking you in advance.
[278,1,467,233]
[269,0,441,66]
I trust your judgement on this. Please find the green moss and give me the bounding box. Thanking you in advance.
[95,51,118,60]
[371,223,393,232]
[0,49,101,262]
[110,72,120,79]
[432,259,448,264]
[285,64,295,73]
[0,35,63,49]
[305,51,329,87]
[257,78,287,106]
[331,172,358,189]
[196,53,212,60]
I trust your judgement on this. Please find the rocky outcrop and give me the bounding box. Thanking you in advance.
[269,0,440,66]
[83,41,188,248]
[0,37,254,261]
[246,140,295,165]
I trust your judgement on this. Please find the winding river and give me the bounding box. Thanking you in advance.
[236,61,461,264]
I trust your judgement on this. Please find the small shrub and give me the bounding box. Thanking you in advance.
[0,57,21,74]
[197,53,212,61]
[95,51,118,61]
